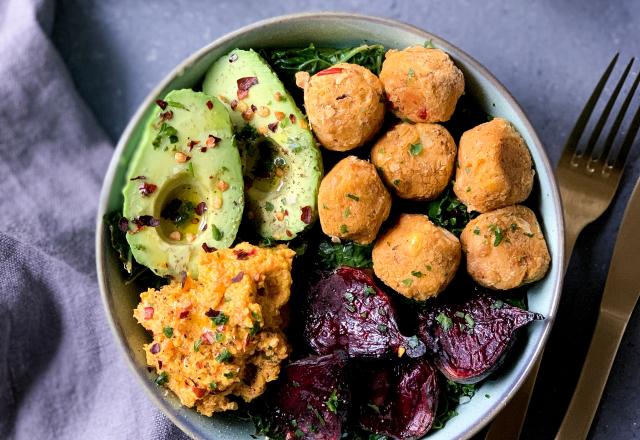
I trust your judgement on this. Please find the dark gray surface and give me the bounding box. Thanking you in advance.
[51,1,640,439]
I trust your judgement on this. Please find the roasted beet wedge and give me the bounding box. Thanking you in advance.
[356,358,440,439]
[266,352,349,440]
[418,294,544,383]
[305,267,426,359]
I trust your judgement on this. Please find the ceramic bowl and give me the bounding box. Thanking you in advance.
[96,12,564,440]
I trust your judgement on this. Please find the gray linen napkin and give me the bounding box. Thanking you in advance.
[0,0,188,438]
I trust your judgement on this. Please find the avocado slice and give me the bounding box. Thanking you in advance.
[122,89,243,278]
[203,49,322,241]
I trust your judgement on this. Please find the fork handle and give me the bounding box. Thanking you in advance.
[555,310,630,440]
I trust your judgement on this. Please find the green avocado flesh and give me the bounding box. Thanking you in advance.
[203,49,322,241]
[122,89,244,278]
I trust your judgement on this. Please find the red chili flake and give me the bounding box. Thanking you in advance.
[155,99,168,110]
[200,223,208,232]
[132,215,160,229]
[202,242,216,253]
[201,331,215,345]
[206,100,213,110]
[187,140,200,151]
[205,308,221,318]
[316,67,344,76]
[267,122,278,132]
[289,114,297,124]
[284,210,289,217]
[129,175,146,181]
[250,104,257,112]
[195,201,207,216]
[192,387,207,398]
[237,76,259,100]
[179,271,187,288]
[230,99,238,110]
[418,107,428,120]
[150,343,160,354]
[231,271,244,283]
[138,182,158,197]
[206,135,220,148]
[158,360,163,369]
[286,230,293,237]
[228,53,238,63]
[178,309,190,319]
[200,147,208,153]
[336,94,348,100]
[143,307,154,320]
[118,217,129,233]
[233,248,257,260]
[160,110,173,121]
[300,206,312,224]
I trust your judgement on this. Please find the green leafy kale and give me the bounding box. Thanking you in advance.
[432,380,478,430]
[426,186,477,236]
[316,240,373,269]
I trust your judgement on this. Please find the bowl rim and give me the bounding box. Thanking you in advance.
[96,11,565,440]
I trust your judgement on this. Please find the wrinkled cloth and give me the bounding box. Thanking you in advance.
[0,0,188,438]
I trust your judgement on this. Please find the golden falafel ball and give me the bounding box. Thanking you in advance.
[460,205,550,290]
[379,46,464,123]
[318,156,391,244]
[453,118,535,213]
[372,122,456,200]
[372,214,461,301]
[295,63,385,151]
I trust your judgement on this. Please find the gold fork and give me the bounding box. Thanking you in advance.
[485,53,640,440]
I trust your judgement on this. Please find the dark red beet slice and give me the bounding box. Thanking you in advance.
[304,267,426,359]
[418,294,544,384]
[266,352,349,440]
[357,358,439,439]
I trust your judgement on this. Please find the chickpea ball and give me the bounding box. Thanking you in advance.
[372,214,461,301]
[295,63,385,151]
[372,122,456,200]
[379,46,465,123]
[460,205,550,290]
[318,156,392,244]
[453,118,534,213]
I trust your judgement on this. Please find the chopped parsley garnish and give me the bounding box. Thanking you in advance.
[223,371,235,378]
[161,198,195,227]
[209,381,218,390]
[211,224,223,241]
[249,320,261,336]
[339,224,349,234]
[432,380,477,429]
[187,161,194,176]
[491,299,504,309]
[166,100,188,110]
[193,338,202,352]
[364,285,376,296]
[408,68,415,78]
[367,403,381,414]
[326,389,339,413]
[524,232,535,237]
[464,314,475,329]
[489,224,504,246]
[411,270,423,278]
[152,123,178,149]
[377,324,388,333]
[436,312,453,331]
[409,142,423,156]
[343,207,351,218]
[401,278,413,287]
[424,39,435,48]
[427,186,477,236]
[163,326,174,338]
[155,371,169,385]
[473,227,481,235]
[210,312,229,326]
[265,201,274,212]
[407,335,420,349]
[346,193,360,201]
[292,380,301,388]
[216,349,233,363]
[344,292,355,303]
[393,179,401,186]
[215,332,225,342]
[317,241,373,269]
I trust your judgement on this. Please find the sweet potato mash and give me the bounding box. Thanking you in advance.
[133,243,295,415]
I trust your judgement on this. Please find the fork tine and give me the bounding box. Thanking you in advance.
[608,94,640,171]
[563,53,619,162]
[596,61,640,167]
[583,58,635,162]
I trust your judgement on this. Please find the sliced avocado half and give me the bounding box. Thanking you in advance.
[122,89,243,278]
[203,49,322,241]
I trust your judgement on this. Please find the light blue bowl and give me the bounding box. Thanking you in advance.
[96,12,564,440]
